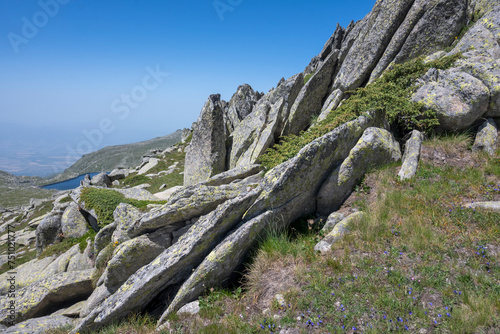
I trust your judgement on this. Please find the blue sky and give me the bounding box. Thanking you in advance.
[0,0,375,175]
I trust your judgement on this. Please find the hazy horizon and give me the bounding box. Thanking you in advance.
[1,0,375,177]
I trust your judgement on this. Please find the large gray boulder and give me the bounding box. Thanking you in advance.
[0,269,94,325]
[316,127,402,215]
[184,94,227,186]
[112,203,142,243]
[225,84,262,133]
[412,68,490,131]
[90,172,112,188]
[61,202,89,239]
[229,73,303,169]
[71,191,260,333]
[35,213,62,255]
[472,118,498,155]
[455,54,500,118]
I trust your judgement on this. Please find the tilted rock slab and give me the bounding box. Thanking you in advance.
[0,269,94,325]
[71,190,260,333]
[285,50,339,135]
[399,130,425,180]
[2,315,75,334]
[159,210,274,323]
[128,180,259,238]
[184,94,226,186]
[317,127,401,215]
[314,212,366,253]
[464,201,500,213]
[0,256,57,296]
[112,203,142,243]
[472,118,498,155]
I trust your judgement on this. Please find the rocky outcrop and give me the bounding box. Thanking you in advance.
[228,74,304,169]
[225,84,262,133]
[184,94,227,186]
[90,172,112,188]
[399,130,425,180]
[472,118,498,155]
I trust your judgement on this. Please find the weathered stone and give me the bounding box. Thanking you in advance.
[104,227,172,289]
[317,127,401,215]
[319,24,344,61]
[16,230,36,247]
[0,269,94,325]
[53,300,87,317]
[0,256,57,296]
[333,0,417,91]
[314,212,366,253]
[90,172,112,188]
[159,211,273,322]
[464,201,500,212]
[35,213,62,255]
[201,165,263,188]
[94,222,117,257]
[67,241,94,272]
[112,204,142,244]
[472,119,499,155]
[3,315,75,334]
[138,158,159,175]
[229,74,303,169]
[71,191,260,333]
[412,68,490,131]
[153,186,183,201]
[184,94,227,186]
[79,284,113,318]
[319,89,344,120]
[225,84,262,133]
[128,183,252,238]
[448,5,500,59]
[28,213,49,228]
[370,0,467,81]
[321,212,345,234]
[284,51,339,135]
[108,168,129,181]
[177,301,200,316]
[399,130,425,180]
[456,55,500,117]
[61,202,89,239]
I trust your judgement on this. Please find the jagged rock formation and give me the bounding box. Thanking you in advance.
[3,1,500,333]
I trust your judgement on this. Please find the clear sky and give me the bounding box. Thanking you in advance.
[0,0,376,176]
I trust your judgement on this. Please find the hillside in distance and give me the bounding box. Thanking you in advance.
[53,130,183,182]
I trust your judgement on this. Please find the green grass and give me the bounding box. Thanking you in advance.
[80,188,166,226]
[259,53,462,170]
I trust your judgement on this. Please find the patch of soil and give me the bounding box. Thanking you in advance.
[420,145,485,169]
